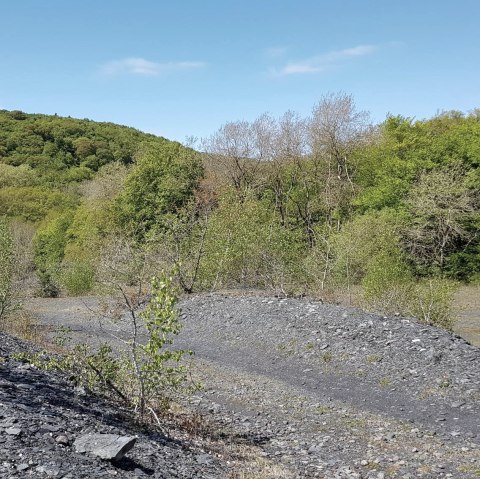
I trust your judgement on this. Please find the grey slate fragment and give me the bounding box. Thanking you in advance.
[36,464,61,476]
[74,433,137,461]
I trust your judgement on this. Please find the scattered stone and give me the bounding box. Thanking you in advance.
[55,434,69,445]
[74,433,137,461]
[196,453,213,465]
[36,464,61,477]
[3,291,480,479]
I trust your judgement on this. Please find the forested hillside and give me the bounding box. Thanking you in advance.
[0,109,201,298]
[0,96,479,328]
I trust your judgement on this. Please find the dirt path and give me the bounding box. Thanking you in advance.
[453,285,480,347]
[24,294,480,478]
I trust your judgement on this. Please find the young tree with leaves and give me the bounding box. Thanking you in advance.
[0,218,14,321]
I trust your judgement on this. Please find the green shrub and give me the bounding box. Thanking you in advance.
[0,218,15,321]
[33,212,74,296]
[115,141,203,237]
[60,262,95,295]
[197,191,303,293]
[404,278,457,330]
[362,268,457,330]
[0,187,76,222]
[331,209,408,288]
[362,251,412,313]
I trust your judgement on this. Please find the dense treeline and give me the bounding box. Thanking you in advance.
[0,97,479,328]
[0,109,201,297]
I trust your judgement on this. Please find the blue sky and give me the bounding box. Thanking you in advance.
[1,1,479,142]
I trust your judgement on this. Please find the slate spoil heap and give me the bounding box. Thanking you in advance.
[0,332,228,479]
[8,294,480,478]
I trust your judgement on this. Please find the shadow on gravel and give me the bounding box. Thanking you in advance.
[1,362,194,458]
[113,457,155,476]
[225,432,271,446]
[2,366,130,427]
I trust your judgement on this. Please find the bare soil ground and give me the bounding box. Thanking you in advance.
[453,285,480,347]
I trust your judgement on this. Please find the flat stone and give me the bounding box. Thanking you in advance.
[36,464,61,477]
[196,453,213,465]
[5,427,21,436]
[55,434,69,445]
[74,433,137,461]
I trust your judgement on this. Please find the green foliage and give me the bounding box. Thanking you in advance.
[33,212,74,296]
[0,109,160,186]
[0,164,36,188]
[0,187,76,222]
[12,343,121,396]
[331,209,408,286]
[0,106,477,332]
[60,262,95,296]
[0,218,15,320]
[361,251,413,314]
[353,114,480,281]
[403,165,478,275]
[64,202,115,261]
[198,191,304,293]
[15,271,193,417]
[360,248,457,328]
[405,278,457,330]
[0,109,175,290]
[134,272,193,413]
[115,142,203,236]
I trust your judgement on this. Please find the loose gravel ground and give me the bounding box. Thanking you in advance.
[10,293,480,478]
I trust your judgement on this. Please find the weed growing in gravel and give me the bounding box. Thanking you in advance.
[12,343,121,395]
[378,377,392,388]
[438,376,451,388]
[458,465,480,477]
[366,354,381,364]
[276,338,298,356]
[315,404,334,414]
[305,341,315,351]
[322,351,333,362]
[344,417,367,429]
[53,325,72,348]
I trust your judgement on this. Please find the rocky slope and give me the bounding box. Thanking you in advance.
[15,293,480,478]
[0,332,230,479]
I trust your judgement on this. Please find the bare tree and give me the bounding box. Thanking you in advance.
[201,120,258,196]
[251,113,277,162]
[308,92,370,229]
[310,92,370,184]
[264,111,308,227]
[157,201,210,294]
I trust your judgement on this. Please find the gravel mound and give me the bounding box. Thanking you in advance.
[0,332,228,479]
[180,295,480,410]
[21,293,480,478]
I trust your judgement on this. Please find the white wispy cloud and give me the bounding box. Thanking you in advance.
[273,44,376,77]
[100,57,206,76]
